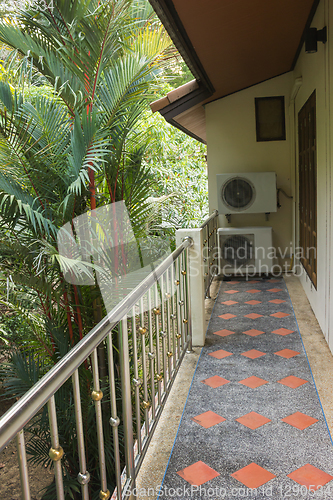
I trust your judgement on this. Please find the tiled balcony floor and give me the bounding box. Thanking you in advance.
[159,278,333,499]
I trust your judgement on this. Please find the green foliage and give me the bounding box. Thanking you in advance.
[142,112,208,230]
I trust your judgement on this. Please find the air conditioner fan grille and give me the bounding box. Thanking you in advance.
[222,235,253,266]
[222,178,255,210]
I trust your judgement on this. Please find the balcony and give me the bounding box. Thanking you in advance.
[1,211,333,499]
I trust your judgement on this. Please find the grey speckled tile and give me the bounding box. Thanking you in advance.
[159,278,333,499]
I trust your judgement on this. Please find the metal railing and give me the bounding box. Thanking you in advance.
[200,210,219,298]
[0,237,194,500]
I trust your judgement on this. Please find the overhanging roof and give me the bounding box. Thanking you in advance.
[149,0,320,142]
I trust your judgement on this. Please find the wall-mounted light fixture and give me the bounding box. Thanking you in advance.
[305,26,327,53]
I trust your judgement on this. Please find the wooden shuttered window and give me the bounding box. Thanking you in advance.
[298,91,317,288]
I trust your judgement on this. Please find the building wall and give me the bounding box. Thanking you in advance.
[205,0,333,352]
[205,72,293,265]
[292,0,332,347]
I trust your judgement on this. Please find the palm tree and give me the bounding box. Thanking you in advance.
[0,0,176,497]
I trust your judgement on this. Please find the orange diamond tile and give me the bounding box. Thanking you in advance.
[275,349,300,359]
[278,376,308,388]
[177,461,220,486]
[219,313,236,320]
[231,463,276,488]
[287,464,333,490]
[201,375,230,388]
[245,300,262,305]
[213,329,235,337]
[244,313,263,319]
[270,279,282,282]
[224,290,239,294]
[221,300,238,305]
[270,312,290,318]
[247,289,261,294]
[191,410,226,428]
[273,328,294,336]
[241,349,266,359]
[248,280,260,283]
[243,329,265,337]
[268,288,283,292]
[269,299,286,304]
[226,281,239,284]
[236,411,271,429]
[282,412,318,430]
[238,376,268,388]
[209,349,233,359]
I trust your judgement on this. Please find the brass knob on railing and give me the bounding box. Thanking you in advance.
[167,351,173,358]
[165,292,171,299]
[139,326,147,335]
[175,279,180,286]
[204,239,207,244]
[176,333,182,339]
[183,319,188,324]
[91,390,103,401]
[170,314,176,320]
[78,471,91,485]
[148,352,155,359]
[49,446,64,462]
[156,373,163,382]
[178,300,184,306]
[99,490,110,500]
[181,270,186,275]
[153,307,160,315]
[160,330,167,338]
[142,400,151,409]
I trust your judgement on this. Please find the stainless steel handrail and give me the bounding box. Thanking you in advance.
[200,209,218,229]
[0,238,193,452]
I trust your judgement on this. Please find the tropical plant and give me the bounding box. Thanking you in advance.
[0,0,177,497]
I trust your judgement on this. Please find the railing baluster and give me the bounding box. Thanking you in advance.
[140,296,150,436]
[160,274,167,393]
[183,247,193,352]
[175,257,182,360]
[107,331,122,500]
[47,396,65,500]
[91,349,109,499]
[119,316,135,496]
[166,268,172,379]
[154,282,162,406]
[131,305,142,455]
[148,288,156,420]
[170,262,176,366]
[16,429,31,500]
[72,370,89,499]
[178,255,185,348]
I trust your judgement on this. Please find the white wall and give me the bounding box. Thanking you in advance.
[205,72,293,264]
[292,0,332,347]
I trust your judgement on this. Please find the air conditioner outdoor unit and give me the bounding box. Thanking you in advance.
[218,227,274,275]
[216,172,277,214]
